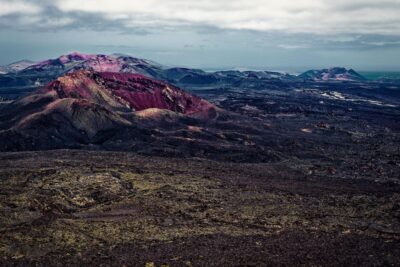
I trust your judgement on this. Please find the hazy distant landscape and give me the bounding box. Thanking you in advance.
[360,71,400,81]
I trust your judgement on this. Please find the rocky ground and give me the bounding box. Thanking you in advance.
[0,150,399,266]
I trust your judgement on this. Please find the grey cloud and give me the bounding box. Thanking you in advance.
[1,0,399,36]
[0,0,399,69]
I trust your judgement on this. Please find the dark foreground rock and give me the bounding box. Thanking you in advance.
[0,150,398,266]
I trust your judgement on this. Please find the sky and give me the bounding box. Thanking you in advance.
[0,0,400,71]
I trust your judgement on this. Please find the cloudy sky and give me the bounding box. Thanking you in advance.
[0,0,400,71]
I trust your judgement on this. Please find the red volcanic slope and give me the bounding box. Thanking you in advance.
[43,71,217,119]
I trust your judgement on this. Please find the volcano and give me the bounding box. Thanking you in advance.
[0,71,219,151]
[43,71,217,118]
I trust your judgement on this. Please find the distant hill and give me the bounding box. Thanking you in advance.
[299,67,366,81]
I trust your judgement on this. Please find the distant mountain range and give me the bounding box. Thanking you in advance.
[0,52,369,99]
[0,53,368,82]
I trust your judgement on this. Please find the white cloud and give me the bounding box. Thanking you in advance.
[52,0,400,35]
[1,0,400,37]
[0,0,42,16]
[278,44,309,49]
